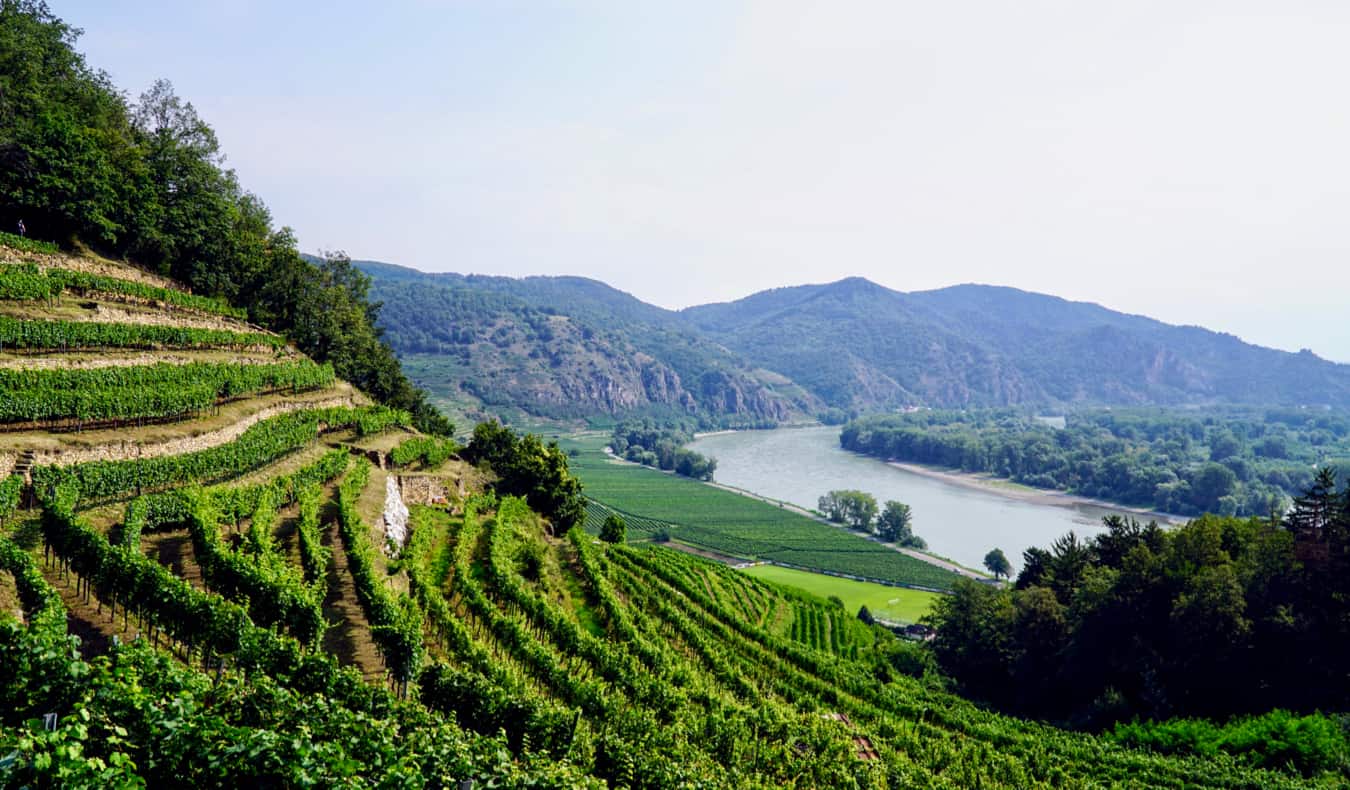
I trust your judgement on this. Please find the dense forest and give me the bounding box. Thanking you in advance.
[841,408,1350,516]
[926,468,1350,768]
[0,0,448,434]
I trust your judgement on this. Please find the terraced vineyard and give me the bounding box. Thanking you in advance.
[0,242,1330,786]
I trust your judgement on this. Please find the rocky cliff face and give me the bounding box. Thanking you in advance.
[696,370,794,423]
[639,360,698,411]
[409,306,803,423]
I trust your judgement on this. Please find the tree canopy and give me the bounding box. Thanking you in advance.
[0,0,449,434]
[983,548,1011,580]
[600,513,626,544]
[927,468,1350,727]
[842,407,1350,517]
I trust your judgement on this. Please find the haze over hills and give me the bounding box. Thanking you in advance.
[359,260,1350,422]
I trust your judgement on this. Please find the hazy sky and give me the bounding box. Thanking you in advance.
[57,1,1350,361]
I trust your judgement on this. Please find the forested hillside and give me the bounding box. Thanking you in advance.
[841,407,1350,518]
[0,3,447,435]
[685,279,1350,410]
[926,475,1350,779]
[360,261,1350,422]
[359,261,819,425]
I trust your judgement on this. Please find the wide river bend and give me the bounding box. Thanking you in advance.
[688,425,1161,573]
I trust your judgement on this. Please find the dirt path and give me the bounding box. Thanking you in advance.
[893,546,984,579]
[41,560,142,657]
[142,532,208,592]
[0,388,358,472]
[320,519,384,683]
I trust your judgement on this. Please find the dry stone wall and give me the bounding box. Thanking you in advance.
[398,475,454,506]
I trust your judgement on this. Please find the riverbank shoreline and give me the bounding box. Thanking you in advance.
[883,460,1185,525]
[701,477,991,580]
[592,436,987,583]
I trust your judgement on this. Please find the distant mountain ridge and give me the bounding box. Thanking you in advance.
[358,261,819,425]
[357,260,1350,421]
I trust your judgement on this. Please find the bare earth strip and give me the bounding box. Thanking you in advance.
[884,461,1185,525]
[0,385,360,473]
[41,559,142,657]
[1,247,183,290]
[0,349,295,370]
[0,299,258,333]
[321,519,385,682]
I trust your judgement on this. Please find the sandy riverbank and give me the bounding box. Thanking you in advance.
[885,461,1185,525]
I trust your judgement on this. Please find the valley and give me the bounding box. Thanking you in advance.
[4,3,1349,785]
[686,425,1165,572]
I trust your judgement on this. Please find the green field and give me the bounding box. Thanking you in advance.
[743,564,939,624]
[558,434,960,591]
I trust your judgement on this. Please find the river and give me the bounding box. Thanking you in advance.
[688,425,1152,574]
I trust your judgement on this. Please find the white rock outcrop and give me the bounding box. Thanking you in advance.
[382,475,411,553]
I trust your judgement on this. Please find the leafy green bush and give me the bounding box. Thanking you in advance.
[0,230,59,255]
[389,435,457,468]
[1109,709,1350,776]
[0,262,246,318]
[0,315,281,352]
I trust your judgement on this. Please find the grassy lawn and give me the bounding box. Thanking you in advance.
[743,564,939,624]
[558,434,959,591]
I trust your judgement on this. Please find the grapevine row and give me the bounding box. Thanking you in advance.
[0,261,247,318]
[0,535,66,637]
[402,504,581,756]
[335,460,425,691]
[0,230,59,255]
[389,435,457,468]
[0,315,282,352]
[37,484,392,715]
[293,483,330,584]
[32,406,398,503]
[621,547,1286,789]
[0,360,334,424]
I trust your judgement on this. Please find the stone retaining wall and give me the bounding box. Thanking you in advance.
[398,475,454,506]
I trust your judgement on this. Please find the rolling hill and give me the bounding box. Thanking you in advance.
[4,6,1334,783]
[358,261,822,426]
[360,261,1350,420]
[0,238,1319,786]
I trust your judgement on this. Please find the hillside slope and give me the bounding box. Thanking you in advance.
[363,261,1350,417]
[359,260,821,425]
[0,238,1320,787]
[686,278,1350,409]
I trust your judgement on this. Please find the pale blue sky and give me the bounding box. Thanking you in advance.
[56,1,1350,361]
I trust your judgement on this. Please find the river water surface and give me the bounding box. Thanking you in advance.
[688,426,1143,573]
